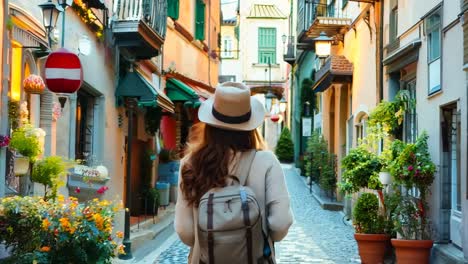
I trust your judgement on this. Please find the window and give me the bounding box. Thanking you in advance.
[258,28,277,64]
[426,12,441,94]
[355,114,368,145]
[75,89,97,162]
[389,4,398,42]
[168,0,179,20]
[403,80,417,143]
[221,36,233,58]
[195,0,206,40]
[219,75,236,83]
[327,0,336,17]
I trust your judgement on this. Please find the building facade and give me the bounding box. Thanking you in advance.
[381,0,467,261]
[160,0,220,155]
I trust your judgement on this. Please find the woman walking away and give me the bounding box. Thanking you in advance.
[175,82,293,264]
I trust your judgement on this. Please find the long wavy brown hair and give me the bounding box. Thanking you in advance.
[180,123,266,207]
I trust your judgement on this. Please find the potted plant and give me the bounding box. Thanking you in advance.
[388,132,436,263]
[275,127,294,163]
[353,193,390,264]
[31,156,72,201]
[340,146,394,263]
[9,125,44,175]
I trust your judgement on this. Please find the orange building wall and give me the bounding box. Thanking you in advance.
[164,0,220,87]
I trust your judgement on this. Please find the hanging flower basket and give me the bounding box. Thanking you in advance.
[14,155,29,175]
[23,74,46,94]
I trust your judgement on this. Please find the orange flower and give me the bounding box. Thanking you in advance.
[40,246,51,252]
[42,219,50,230]
[118,244,125,255]
[93,214,104,230]
[116,231,123,239]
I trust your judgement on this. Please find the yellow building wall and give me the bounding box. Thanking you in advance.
[164,0,220,87]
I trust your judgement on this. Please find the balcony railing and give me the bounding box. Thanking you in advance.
[112,0,167,59]
[283,36,296,65]
[297,0,351,44]
[113,0,167,39]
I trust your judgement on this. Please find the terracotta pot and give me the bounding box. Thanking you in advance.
[354,233,390,264]
[391,239,433,264]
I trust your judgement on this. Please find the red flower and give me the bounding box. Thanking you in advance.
[408,165,414,171]
[97,186,109,194]
[74,187,81,193]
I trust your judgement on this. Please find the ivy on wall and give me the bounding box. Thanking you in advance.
[72,0,104,40]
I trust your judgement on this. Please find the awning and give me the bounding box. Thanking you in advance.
[247,4,287,19]
[313,55,353,92]
[383,40,422,73]
[166,78,199,101]
[115,72,174,113]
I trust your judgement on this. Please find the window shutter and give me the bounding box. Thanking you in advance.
[168,0,180,20]
[195,0,206,40]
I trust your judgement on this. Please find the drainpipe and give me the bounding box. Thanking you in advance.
[379,1,384,101]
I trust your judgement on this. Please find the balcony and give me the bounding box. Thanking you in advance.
[112,0,167,60]
[297,0,352,48]
[283,36,296,65]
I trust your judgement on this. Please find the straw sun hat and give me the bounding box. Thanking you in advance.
[198,82,266,131]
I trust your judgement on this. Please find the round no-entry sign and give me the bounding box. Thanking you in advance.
[44,48,83,94]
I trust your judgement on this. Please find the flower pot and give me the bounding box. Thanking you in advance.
[391,239,433,264]
[354,233,390,264]
[14,156,29,175]
[378,171,391,185]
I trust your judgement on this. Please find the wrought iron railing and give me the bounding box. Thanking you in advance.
[297,0,350,40]
[113,0,167,38]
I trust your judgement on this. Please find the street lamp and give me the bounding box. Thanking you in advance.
[38,0,61,46]
[265,90,276,113]
[57,0,73,47]
[313,32,333,58]
[279,96,287,113]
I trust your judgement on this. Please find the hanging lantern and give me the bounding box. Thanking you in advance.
[23,74,46,94]
[270,114,280,123]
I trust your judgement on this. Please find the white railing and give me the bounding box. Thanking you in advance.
[114,0,143,21]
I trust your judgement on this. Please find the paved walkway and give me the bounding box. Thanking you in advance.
[154,165,360,264]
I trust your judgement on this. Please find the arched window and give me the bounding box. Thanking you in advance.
[354,112,369,145]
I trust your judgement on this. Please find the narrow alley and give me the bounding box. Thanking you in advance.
[154,165,360,264]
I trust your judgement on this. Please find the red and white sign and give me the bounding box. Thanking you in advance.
[44,48,83,94]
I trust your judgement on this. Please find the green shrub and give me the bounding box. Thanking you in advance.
[340,147,382,194]
[9,125,43,161]
[353,193,385,234]
[32,156,71,201]
[305,132,336,191]
[275,127,294,163]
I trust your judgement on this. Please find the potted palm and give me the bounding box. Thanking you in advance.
[340,147,391,263]
[389,132,436,264]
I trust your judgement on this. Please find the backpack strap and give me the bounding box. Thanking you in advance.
[236,150,256,186]
[240,187,254,264]
[207,193,215,264]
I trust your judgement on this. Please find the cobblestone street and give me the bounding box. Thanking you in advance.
[154,165,360,264]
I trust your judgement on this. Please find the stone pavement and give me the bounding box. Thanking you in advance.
[154,164,360,264]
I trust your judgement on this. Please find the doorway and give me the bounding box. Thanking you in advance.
[441,103,462,247]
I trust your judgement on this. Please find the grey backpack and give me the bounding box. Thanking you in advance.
[197,151,274,264]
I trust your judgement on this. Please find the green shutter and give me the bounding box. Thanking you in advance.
[258,28,277,64]
[195,0,206,40]
[168,0,180,20]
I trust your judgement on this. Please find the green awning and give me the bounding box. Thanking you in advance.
[166,78,199,101]
[115,72,174,112]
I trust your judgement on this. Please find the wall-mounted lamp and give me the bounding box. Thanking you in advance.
[313,32,333,58]
[38,0,61,46]
[279,97,287,113]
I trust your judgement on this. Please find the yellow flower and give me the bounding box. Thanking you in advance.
[42,219,50,230]
[116,231,123,239]
[118,244,125,255]
[93,214,104,230]
[57,195,65,203]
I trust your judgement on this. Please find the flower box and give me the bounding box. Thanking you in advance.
[67,165,110,202]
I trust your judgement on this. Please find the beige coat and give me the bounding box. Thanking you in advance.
[174,150,293,264]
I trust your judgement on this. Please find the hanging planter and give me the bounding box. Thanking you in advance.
[270,114,280,122]
[14,155,30,175]
[23,74,46,94]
